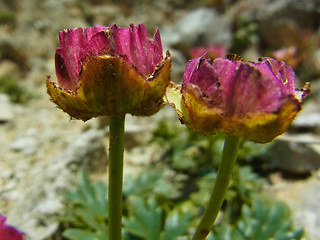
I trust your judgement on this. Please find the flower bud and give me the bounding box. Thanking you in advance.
[47,24,171,121]
[166,54,310,143]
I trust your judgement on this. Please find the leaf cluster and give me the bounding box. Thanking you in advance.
[59,168,192,240]
[58,171,108,240]
[210,199,304,240]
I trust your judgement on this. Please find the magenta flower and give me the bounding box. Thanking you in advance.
[271,46,299,68]
[166,54,310,143]
[0,214,25,240]
[189,44,227,60]
[47,24,171,120]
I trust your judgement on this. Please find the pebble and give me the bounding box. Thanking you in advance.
[10,137,38,156]
[270,134,320,173]
[10,128,39,156]
[0,94,14,123]
[270,173,320,240]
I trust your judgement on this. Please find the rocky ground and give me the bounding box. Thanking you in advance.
[0,0,320,239]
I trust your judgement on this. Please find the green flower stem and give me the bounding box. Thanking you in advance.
[192,134,241,240]
[108,115,125,240]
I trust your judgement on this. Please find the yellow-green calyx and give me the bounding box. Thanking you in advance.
[47,52,171,121]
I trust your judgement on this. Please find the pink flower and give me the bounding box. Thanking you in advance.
[47,24,171,120]
[189,44,227,60]
[271,46,299,69]
[166,54,310,143]
[0,214,25,240]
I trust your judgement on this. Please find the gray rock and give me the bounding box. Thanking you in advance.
[255,0,319,24]
[270,134,320,173]
[10,128,39,156]
[0,94,14,122]
[270,174,320,240]
[10,138,38,156]
[161,8,232,51]
[294,177,320,240]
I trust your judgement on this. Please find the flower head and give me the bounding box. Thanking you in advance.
[0,214,25,240]
[166,54,310,143]
[47,24,171,120]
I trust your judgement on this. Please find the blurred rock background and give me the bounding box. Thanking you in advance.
[0,0,319,239]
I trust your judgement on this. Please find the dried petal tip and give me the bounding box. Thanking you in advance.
[295,82,310,103]
[167,55,310,143]
[226,53,245,62]
[0,214,25,240]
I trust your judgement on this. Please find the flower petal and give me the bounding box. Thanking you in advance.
[111,24,163,77]
[182,57,223,108]
[55,26,108,91]
[56,28,85,90]
[252,57,296,95]
[80,28,112,60]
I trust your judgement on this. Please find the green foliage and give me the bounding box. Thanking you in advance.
[211,199,304,240]
[60,170,192,240]
[231,15,259,51]
[0,11,16,25]
[124,197,162,240]
[190,166,265,224]
[59,171,108,240]
[123,167,181,200]
[190,172,216,206]
[124,197,192,240]
[149,120,303,239]
[151,120,224,172]
[151,120,272,173]
[0,75,32,103]
[162,207,193,240]
[237,140,273,163]
[59,120,304,239]
[223,166,265,223]
[60,166,303,240]
[63,228,107,240]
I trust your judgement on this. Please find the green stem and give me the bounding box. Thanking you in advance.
[108,115,125,240]
[192,135,241,240]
